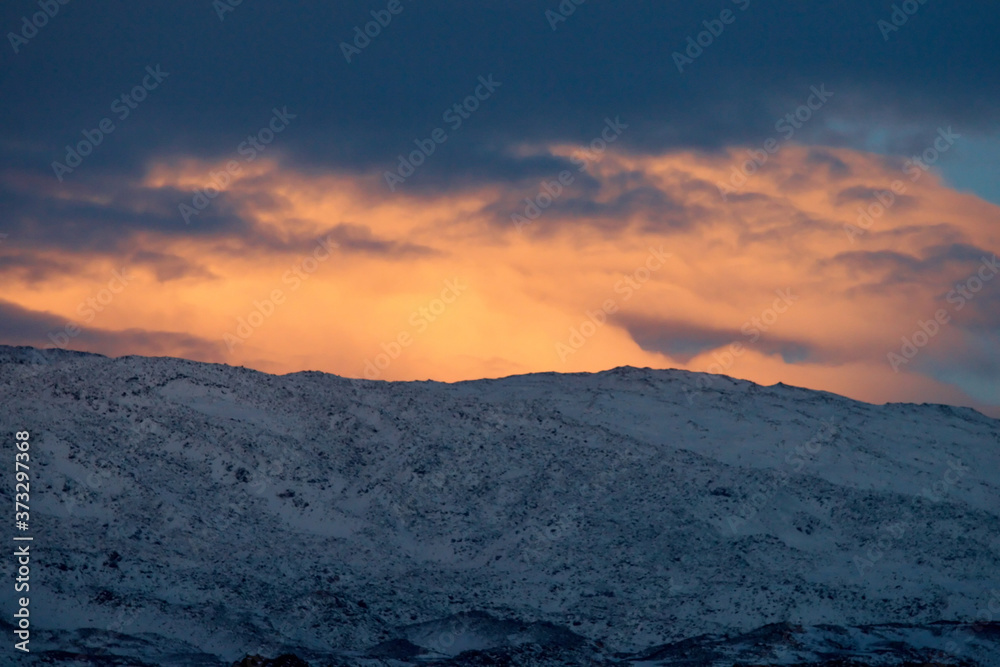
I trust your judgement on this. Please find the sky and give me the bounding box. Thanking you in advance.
[1,1,999,414]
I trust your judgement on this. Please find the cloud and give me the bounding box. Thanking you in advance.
[616,314,820,365]
[0,160,438,278]
[0,172,251,252]
[827,243,997,293]
[806,149,851,176]
[834,185,917,209]
[0,299,224,363]
[322,223,439,258]
[129,251,217,282]
[2,2,999,194]
[1,117,998,415]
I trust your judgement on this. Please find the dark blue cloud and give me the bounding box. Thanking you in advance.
[1,0,998,190]
[0,299,224,362]
[616,315,824,365]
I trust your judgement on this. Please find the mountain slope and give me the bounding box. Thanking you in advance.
[0,346,997,665]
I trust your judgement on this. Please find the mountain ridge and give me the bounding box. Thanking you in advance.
[3,344,995,423]
[0,345,997,665]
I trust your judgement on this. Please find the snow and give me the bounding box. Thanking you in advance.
[0,346,997,665]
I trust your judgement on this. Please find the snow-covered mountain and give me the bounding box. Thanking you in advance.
[0,345,998,666]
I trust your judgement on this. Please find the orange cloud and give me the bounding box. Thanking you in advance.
[4,143,999,415]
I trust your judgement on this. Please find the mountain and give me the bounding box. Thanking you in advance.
[0,345,998,666]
